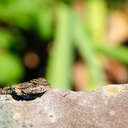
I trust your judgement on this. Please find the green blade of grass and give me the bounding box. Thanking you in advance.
[46,4,74,89]
[73,13,106,90]
[96,44,128,64]
[36,6,53,40]
[86,0,107,43]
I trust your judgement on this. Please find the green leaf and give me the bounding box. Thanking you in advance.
[87,0,107,42]
[73,13,106,90]
[46,4,74,89]
[36,7,53,40]
[0,52,24,85]
[0,0,38,28]
[0,29,14,48]
[96,44,128,64]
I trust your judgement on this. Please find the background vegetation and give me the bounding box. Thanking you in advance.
[0,0,128,91]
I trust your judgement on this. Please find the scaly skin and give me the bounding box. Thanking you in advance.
[0,78,51,100]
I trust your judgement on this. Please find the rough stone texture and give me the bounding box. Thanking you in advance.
[0,84,128,128]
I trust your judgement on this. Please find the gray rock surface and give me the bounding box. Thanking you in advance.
[0,84,128,128]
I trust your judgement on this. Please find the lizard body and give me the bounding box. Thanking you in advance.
[0,78,51,100]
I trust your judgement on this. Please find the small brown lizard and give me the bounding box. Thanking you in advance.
[0,78,51,100]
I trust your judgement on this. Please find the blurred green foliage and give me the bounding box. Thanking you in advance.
[46,5,74,89]
[0,0,128,90]
[0,52,24,85]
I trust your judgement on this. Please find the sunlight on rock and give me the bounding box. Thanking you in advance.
[104,85,122,96]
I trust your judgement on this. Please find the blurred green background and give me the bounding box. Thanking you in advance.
[0,0,128,91]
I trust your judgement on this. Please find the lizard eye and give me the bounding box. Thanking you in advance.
[11,88,16,95]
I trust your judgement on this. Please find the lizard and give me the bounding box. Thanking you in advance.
[0,78,51,101]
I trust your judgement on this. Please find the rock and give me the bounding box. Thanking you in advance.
[0,84,128,128]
